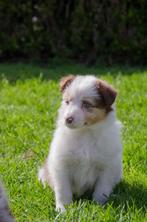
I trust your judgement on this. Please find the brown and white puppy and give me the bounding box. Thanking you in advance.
[39,75,122,212]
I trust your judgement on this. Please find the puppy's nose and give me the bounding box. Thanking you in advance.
[66,117,74,124]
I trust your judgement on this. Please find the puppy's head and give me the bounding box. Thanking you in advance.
[60,75,117,129]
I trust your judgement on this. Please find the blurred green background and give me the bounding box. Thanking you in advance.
[0,0,147,65]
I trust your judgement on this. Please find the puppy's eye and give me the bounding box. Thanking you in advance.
[82,101,92,109]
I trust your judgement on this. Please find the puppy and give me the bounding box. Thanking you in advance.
[39,75,122,212]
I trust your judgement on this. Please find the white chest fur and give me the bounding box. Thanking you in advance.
[48,118,122,198]
[51,127,113,195]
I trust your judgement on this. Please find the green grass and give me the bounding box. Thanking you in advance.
[0,63,146,222]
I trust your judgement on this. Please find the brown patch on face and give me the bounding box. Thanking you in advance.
[96,79,117,111]
[60,75,75,92]
[83,79,117,126]
[84,108,107,126]
[82,97,105,109]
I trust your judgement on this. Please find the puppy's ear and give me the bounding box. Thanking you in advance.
[60,75,75,92]
[96,80,117,107]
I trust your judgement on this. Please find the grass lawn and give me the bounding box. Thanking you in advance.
[0,63,146,222]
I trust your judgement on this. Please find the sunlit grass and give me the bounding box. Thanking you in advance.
[0,63,146,222]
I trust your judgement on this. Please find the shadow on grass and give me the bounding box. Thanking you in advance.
[110,181,146,211]
[74,180,146,212]
[0,62,146,83]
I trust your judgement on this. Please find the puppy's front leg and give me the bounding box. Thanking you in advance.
[93,168,121,205]
[53,170,72,213]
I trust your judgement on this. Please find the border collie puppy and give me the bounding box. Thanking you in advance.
[39,75,122,212]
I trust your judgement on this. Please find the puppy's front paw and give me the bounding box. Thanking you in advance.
[56,204,66,213]
[93,193,108,205]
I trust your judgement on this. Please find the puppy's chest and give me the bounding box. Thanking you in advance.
[67,140,101,195]
[66,137,99,166]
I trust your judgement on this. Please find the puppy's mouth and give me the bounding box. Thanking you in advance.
[65,120,83,129]
[65,121,87,129]
[65,123,76,129]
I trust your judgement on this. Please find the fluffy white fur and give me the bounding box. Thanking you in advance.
[39,75,122,212]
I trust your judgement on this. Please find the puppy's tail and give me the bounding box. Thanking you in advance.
[38,160,51,188]
[38,167,47,187]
